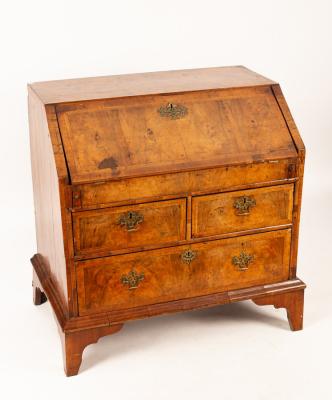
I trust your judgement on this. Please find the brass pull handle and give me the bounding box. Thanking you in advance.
[233,196,256,215]
[121,269,145,290]
[232,251,254,271]
[158,103,188,120]
[181,249,197,264]
[118,211,144,231]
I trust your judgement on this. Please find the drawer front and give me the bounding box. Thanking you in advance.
[73,198,186,255]
[76,160,296,208]
[192,184,293,238]
[76,230,291,315]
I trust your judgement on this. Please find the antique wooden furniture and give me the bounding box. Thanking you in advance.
[28,66,306,376]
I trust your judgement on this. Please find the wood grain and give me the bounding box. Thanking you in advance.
[192,184,294,238]
[29,66,306,376]
[76,230,291,315]
[76,159,296,208]
[32,252,305,330]
[28,89,69,312]
[272,84,306,279]
[73,198,186,255]
[56,86,297,184]
[253,288,304,331]
[58,322,123,376]
[32,252,305,376]
[29,66,275,104]
[272,84,305,158]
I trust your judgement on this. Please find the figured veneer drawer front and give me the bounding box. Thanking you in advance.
[76,229,291,315]
[76,160,296,208]
[73,198,186,255]
[192,184,293,238]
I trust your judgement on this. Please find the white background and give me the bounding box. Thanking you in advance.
[0,0,331,398]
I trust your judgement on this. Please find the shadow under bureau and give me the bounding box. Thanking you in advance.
[28,66,306,376]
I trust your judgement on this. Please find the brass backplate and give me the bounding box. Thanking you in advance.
[233,196,256,215]
[121,270,145,290]
[181,249,197,264]
[118,211,144,231]
[232,251,254,271]
[158,103,188,120]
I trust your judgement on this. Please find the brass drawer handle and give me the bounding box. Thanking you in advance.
[232,251,254,271]
[233,196,256,215]
[158,103,188,120]
[121,269,145,290]
[181,249,197,264]
[118,211,144,231]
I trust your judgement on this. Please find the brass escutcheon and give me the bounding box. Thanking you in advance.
[121,269,145,290]
[158,103,188,120]
[232,251,254,271]
[233,196,256,215]
[118,211,144,231]
[181,249,197,264]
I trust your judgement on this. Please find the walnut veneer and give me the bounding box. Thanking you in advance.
[28,66,306,376]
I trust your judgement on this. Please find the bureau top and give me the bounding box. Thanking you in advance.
[29,66,274,104]
[28,67,302,185]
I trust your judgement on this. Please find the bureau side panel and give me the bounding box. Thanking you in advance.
[272,84,305,278]
[28,88,70,312]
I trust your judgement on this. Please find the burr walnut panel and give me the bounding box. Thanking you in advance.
[76,230,291,316]
[56,86,297,184]
[192,184,294,238]
[73,198,186,256]
[75,159,296,209]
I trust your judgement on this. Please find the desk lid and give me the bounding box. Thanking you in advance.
[35,67,299,184]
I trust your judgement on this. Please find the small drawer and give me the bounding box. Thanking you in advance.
[192,184,293,238]
[76,229,291,315]
[73,198,186,256]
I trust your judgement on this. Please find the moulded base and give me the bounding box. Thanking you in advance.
[31,253,305,376]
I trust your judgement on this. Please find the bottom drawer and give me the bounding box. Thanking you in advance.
[76,230,291,315]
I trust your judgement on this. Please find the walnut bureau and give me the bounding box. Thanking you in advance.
[28,66,306,376]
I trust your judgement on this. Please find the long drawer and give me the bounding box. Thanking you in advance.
[73,160,296,208]
[192,184,293,238]
[76,229,291,315]
[73,198,186,256]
